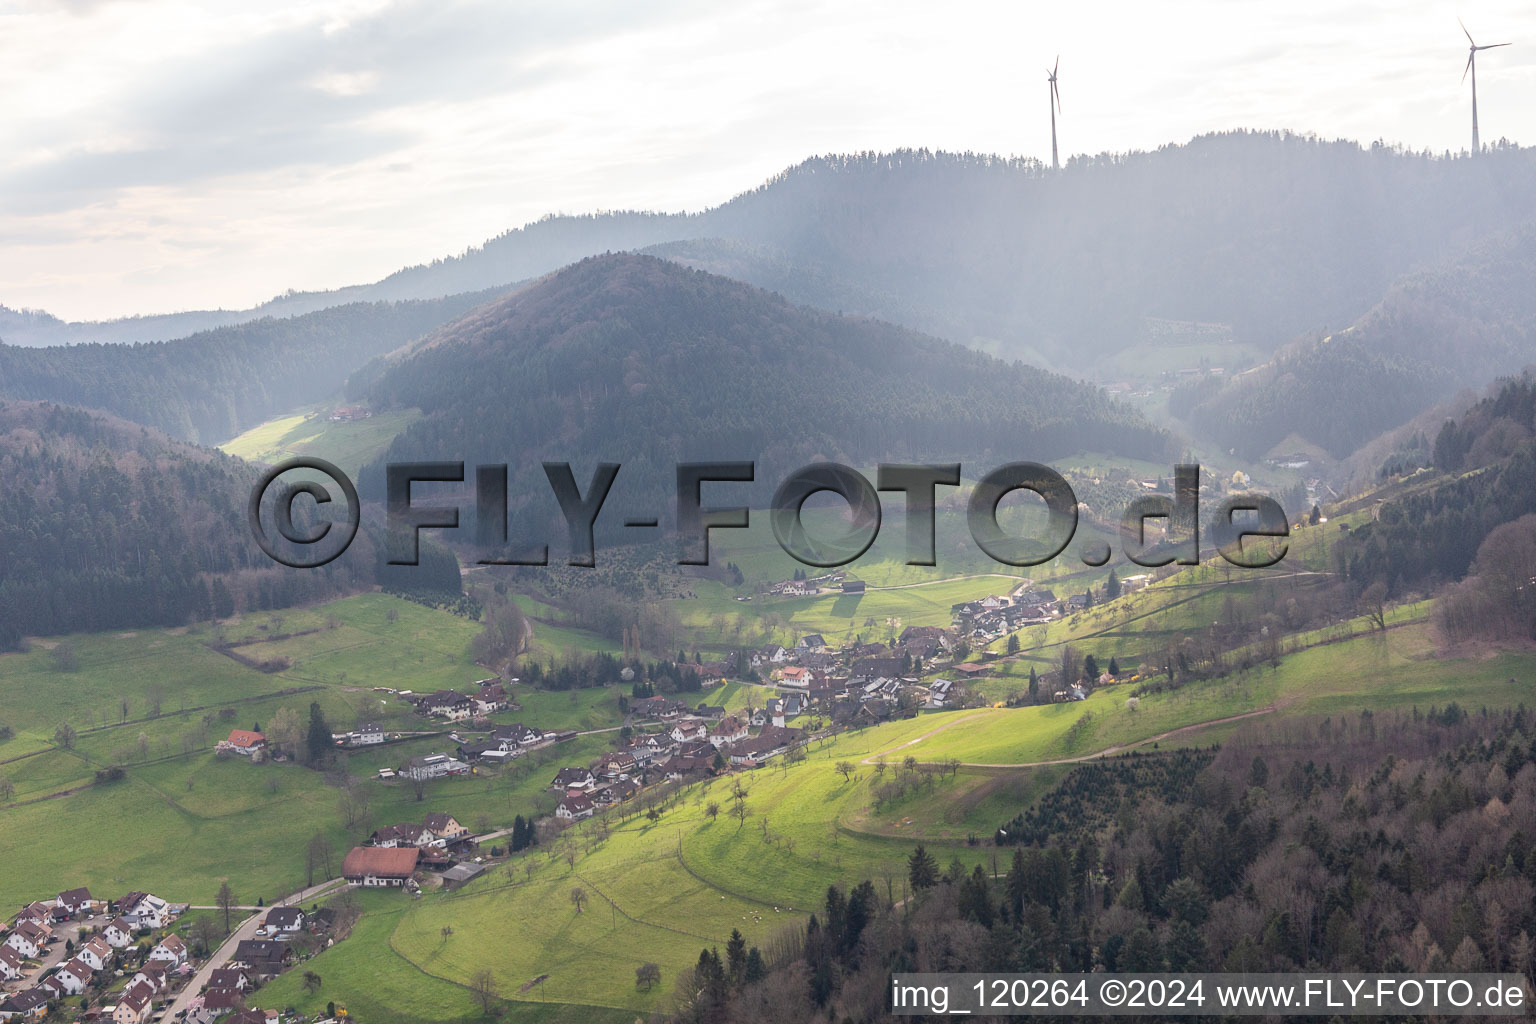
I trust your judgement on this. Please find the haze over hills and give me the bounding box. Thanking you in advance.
[356,253,1172,539]
[0,287,510,444]
[1177,223,1536,462]
[9,133,1536,381]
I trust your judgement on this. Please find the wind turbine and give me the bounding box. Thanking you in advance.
[1460,19,1510,154]
[1047,57,1062,171]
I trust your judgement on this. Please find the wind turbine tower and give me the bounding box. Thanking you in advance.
[1461,19,1510,154]
[1047,57,1062,170]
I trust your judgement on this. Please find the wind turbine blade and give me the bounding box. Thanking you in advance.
[1463,52,1474,83]
[1054,81,1061,113]
[1460,17,1475,46]
[1054,55,1060,75]
[1481,42,1512,48]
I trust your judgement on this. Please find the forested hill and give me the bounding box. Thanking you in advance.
[0,402,371,646]
[358,254,1171,533]
[10,135,1535,375]
[0,287,508,444]
[1180,224,1536,461]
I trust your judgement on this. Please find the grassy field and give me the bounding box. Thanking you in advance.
[0,592,631,907]
[219,409,422,478]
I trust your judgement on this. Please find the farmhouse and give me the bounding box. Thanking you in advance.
[424,811,469,841]
[416,689,474,720]
[370,823,431,848]
[342,846,420,887]
[219,729,266,756]
[597,752,638,779]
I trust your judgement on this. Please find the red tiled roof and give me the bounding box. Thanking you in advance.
[341,846,419,878]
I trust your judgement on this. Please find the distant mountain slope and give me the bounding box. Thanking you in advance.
[0,402,370,645]
[10,134,1535,374]
[0,287,509,444]
[357,254,1172,542]
[1183,225,1536,460]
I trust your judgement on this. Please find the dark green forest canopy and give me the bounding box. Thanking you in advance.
[0,402,369,646]
[357,253,1173,537]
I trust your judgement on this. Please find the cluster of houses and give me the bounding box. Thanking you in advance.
[408,680,514,722]
[1,889,190,1024]
[950,587,1061,642]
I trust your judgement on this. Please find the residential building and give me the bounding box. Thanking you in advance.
[341,846,420,887]
[555,793,595,820]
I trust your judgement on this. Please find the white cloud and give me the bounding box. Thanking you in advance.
[0,0,1532,319]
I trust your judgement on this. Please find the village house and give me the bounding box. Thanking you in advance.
[777,666,811,689]
[370,823,432,848]
[112,980,156,1024]
[750,644,788,668]
[3,921,49,959]
[423,811,469,842]
[400,753,469,781]
[13,902,52,929]
[56,886,94,917]
[416,690,474,720]
[492,722,546,748]
[728,726,800,767]
[669,719,709,744]
[76,935,113,971]
[218,729,267,757]
[115,891,172,928]
[795,634,827,654]
[145,932,186,966]
[596,752,638,780]
[0,988,50,1021]
[130,960,171,994]
[43,957,92,997]
[102,917,136,948]
[351,722,386,745]
[341,846,420,888]
[260,906,305,939]
[550,767,596,792]
[555,793,595,820]
[708,715,749,748]
[0,946,25,982]
[205,967,251,993]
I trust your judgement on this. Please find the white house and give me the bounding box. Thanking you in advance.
[400,754,469,781]
[709,716,749,748]
[555,793,595,820]
[112,980,155,1024]
[4,922,48,959]
[147,933,188,965]
[42,963,88,998]
[352,723,386,746]
[77,936,113,971]
[122,893,172,929]
[669,719,709,744]
[102,918,136,948]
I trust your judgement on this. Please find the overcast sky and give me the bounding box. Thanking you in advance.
[2,0,1533,321]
